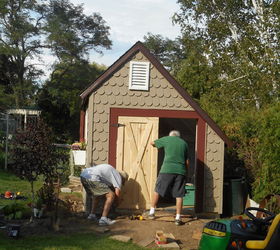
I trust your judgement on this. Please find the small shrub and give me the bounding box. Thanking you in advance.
[1,202,30,220]
[9,119,69,222]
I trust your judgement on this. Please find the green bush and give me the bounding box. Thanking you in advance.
[1,202,30,220]
[252,103,280,212]
[0,150,4,169]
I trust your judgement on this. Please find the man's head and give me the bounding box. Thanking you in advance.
[119,171,129,185]
[169,130,180,137]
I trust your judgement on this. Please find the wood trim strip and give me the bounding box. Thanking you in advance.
[79,110,85,142]
[195,118,206,213]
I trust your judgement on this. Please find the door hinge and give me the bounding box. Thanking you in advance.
[111,123,125,127]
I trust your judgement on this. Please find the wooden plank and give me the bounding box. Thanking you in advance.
[130,123,153,179]
[150,117,158,201]
[126,118,150,206]
[86,95,94,167]
[116,125,124,171]
[115,116,159,209]
[136,236,155,247]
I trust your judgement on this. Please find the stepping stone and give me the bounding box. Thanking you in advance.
[110,235,132,242]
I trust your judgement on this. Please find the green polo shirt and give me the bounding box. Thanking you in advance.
[155,136,188,175]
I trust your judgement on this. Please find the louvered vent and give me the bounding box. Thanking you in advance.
[129,61,150,91]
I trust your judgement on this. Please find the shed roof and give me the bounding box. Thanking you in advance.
[80,41,232,147]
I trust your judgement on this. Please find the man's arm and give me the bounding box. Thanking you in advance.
[115,187,121,198]
[114,187,121,206]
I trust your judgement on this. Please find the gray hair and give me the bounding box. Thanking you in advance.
[169,130,180,137]
[119,171,129,184]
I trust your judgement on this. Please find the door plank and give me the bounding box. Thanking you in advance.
[116,116,159,209]
[125,121,150,201]
[130,123,153,179]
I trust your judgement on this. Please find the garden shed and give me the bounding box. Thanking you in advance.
[79,41,231,215]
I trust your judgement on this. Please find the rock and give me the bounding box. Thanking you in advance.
[110,235,132,242]
[61,187,72,193]
[93,227,110,233]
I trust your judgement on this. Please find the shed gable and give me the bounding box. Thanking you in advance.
[87,51,194,165]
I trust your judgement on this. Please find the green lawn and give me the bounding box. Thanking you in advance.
[0,232,145,250]
[0,169,43,207]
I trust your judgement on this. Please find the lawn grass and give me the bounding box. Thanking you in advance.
[0,169,43,207]
[0,232,145,250]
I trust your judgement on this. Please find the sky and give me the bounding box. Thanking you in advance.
[69,0,182,67]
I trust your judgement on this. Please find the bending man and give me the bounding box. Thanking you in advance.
[80,163,128,226]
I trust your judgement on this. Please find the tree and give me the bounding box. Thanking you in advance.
[168,1,280,206]
[9,120,67,219]
[173,0,280,110]
[37,61,106,142]
[45,0,112,63]
[143,33,184,74]
[253,102,280,207]
[0,54,17,108]
[0,0,45,107]
[0,0,112,108]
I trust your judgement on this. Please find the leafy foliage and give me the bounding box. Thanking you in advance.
[1,202,29,220]
[144,1,280,207]
[0,0,44,107]
[253,103,280,202]
[37,61,106,142]
[10,120,54,183]
[0,0,112,108]
[173,0,280,110]
[143,33,184,73]
[45,0,112,62]
[9,119,69,218]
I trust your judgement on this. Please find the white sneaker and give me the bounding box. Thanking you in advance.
[99,217,116,226]
[87,214,98,222]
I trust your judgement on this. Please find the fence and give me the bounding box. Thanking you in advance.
[0,112,17,170]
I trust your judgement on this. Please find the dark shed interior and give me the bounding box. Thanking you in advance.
[157,118,197,205]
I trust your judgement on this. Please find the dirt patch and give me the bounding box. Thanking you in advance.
[16,211,209,250]
[12,193,210,250]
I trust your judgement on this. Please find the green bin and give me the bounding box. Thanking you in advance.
[183,185,195,206]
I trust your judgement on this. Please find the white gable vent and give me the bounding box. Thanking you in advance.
[129,61,150,91]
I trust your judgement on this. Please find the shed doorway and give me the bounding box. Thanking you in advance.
[157,118,197,206]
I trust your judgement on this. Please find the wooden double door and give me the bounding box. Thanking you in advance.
[116,116,158,209]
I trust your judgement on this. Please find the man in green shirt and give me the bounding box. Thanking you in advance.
[149,130,189,226]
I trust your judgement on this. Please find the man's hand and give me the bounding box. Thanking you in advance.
[150,141,155,147]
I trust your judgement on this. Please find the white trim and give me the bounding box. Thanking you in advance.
[7,109,41,116]
[85,109,88,143]
[129,61,150,91]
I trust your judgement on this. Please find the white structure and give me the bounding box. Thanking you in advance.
[7,108,41,129]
